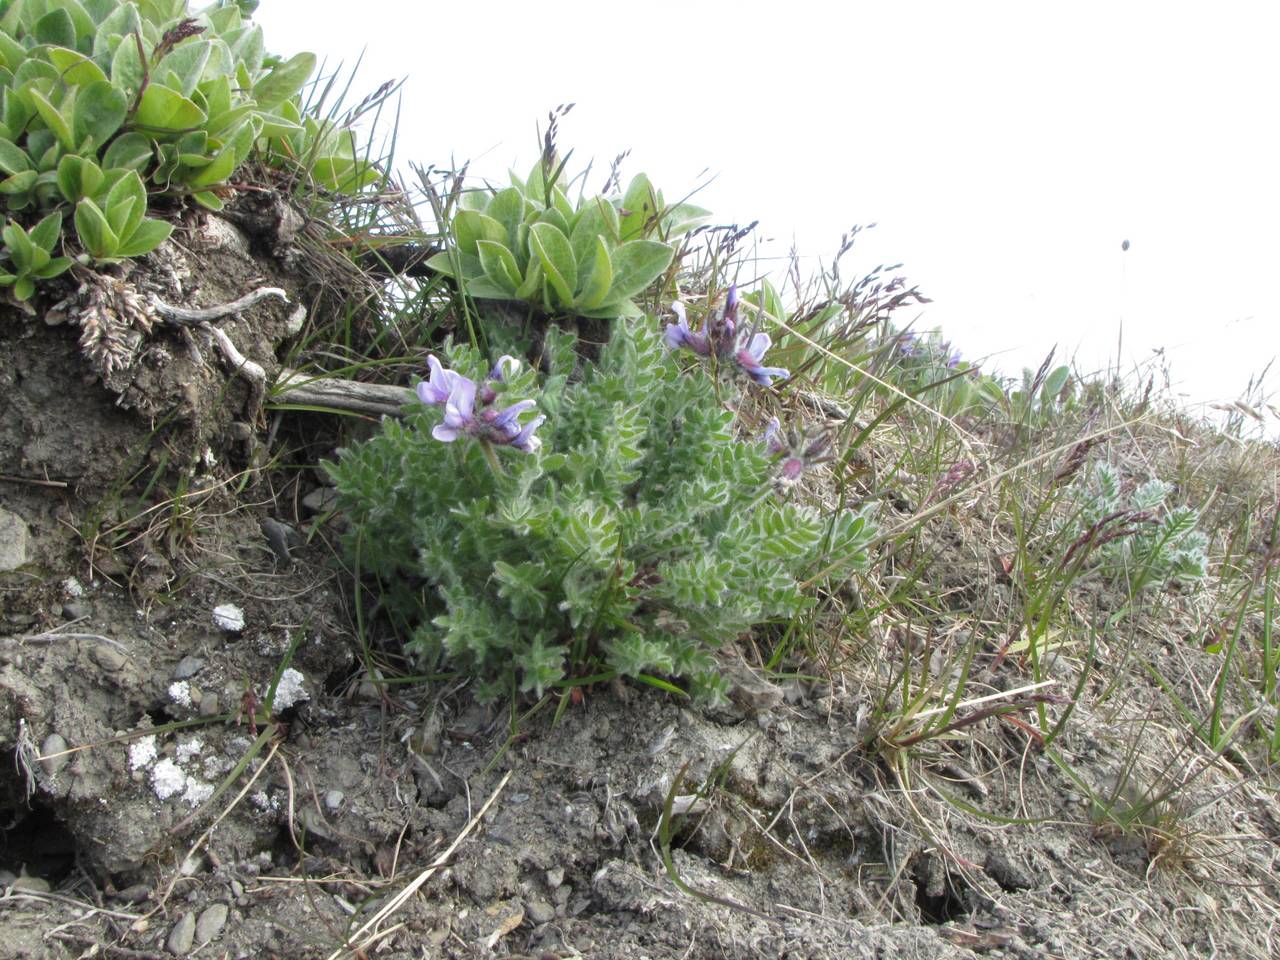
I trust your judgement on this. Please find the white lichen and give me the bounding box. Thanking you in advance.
[151,759,186,801]
[271,668,309,710]
[181,779,214,806]
[168,680,192,708]
[212,603,245,632]
[128,735,157,770]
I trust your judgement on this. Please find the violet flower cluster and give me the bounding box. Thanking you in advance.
[416,355,544,452]
[762,417,834,485]
[665,285,790,387]
[898,330,961,368]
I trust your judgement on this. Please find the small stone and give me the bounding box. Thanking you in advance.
[721,659,784,715]
[173,656,205,680]
[199,693,220,718]
[323,790,344,813]
[91,644,127,672]
[195,903,229,943]
[11,873,50,894]
[111,883,151,903]
[301,487,338,515]
[40,733,69,778]
[179,854,204,877]
[0,869,16,888]
[229,879,244,898]
[544,867,564,889]
[525,900,555,925]
[0,508,30,572]
[167,912,196,955]
[61,600,90,620]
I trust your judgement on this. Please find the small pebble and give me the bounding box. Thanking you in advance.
[229,879,244,898]
[301,487,338,514]
[111,883,151,903]
[167,912,196,955]
[40,733,69,778]
[324,790,344,813]
[525,900,555,925]
[199,694,220,718]
[173,656,205,680]
[62,600,90,620]
[195,903,229,942]
[11,874,51,894]
[545,867,564,889]
[180,854,204,877]
[91,644,127,672]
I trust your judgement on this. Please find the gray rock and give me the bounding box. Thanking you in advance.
[302,487,338,515]
[179,854,204,877]
[111,883,151,903]
[91,644,127,672]
[545,867,565,889]
[39,734,69,778]
[195,903,229,942]
[61,600,90,620]
[173,656,205,680]
[323,790,344,813]
[199,693,220,717]
[11,874,51,894]
[0,869,16,888]
[0,509,29,572]
[167,912,196,955]
[525,899,555,925]
[720,658,784,715]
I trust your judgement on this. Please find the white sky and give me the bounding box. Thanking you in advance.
[253,0,1280,412]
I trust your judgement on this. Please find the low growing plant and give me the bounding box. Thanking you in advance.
[326,301,876,704]
[1069,461,1209,595]
[427,161,708,318]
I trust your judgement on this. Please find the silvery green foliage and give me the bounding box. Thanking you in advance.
[326,319,877,704]
[1075,462,1209,592]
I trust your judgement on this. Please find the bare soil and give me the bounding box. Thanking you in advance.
[1,213,1277,959]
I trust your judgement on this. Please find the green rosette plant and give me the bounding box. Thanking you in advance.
[0,0,372,299]
[326,304,876,705]
[428,162,709,318]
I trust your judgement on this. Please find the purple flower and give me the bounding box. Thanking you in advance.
[664,302,710,356]
[944,345,962,368]
[483,398,538,439]
[417,356,543,453]
[510,414,546,452]
[760,417,833,487]
[417,354,465,405]
[723,284,740,336]
[667,285,788,388]
[736,332,790,387]
[432,375,478,443]
[489,355,520,381]
[761,417,786,455]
